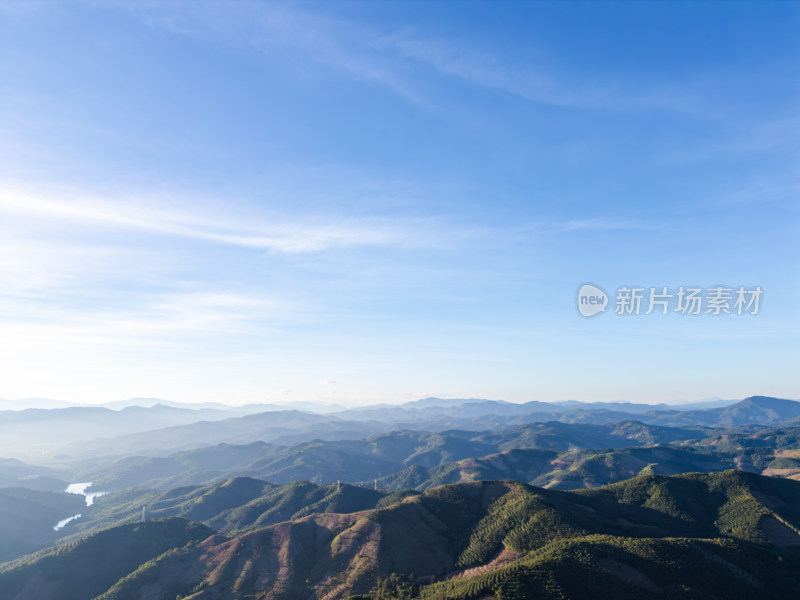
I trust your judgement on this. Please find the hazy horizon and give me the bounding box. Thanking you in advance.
[0,393,762,411]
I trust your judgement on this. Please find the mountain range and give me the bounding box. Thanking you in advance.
[1,395,799,598]
[1,471,798,599]
[2,395,796,464]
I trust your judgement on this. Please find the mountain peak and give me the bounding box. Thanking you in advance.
[740,395,798,407]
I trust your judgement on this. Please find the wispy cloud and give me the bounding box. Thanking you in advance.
[388,33,714,112]
[380,34,609,109]
[0,182,471,358]
[109,0,705,113]
[111,0,426,103]
[0,289,288,350]
[0,187,449,253]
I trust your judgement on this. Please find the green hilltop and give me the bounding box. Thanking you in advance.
[1,470,797,600]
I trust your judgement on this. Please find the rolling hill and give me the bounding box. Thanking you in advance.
[0,488,86,563]
[6,421,795,568]
[81,421,713,491]
[0,519,213,600]
[57,478,412,540]
[1,471,797,600]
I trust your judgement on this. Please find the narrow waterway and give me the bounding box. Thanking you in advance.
[53,514,81,530]
[53,482,108,531]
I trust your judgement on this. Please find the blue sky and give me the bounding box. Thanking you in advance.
[0,0,797,406]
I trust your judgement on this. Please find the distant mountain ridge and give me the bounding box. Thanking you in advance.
[1,395,797,465]
[0,394,747,413]
[66,395,800,460]
[643,395,800,427]
[77,421,714,491]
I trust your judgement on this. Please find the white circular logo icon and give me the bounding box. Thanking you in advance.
[577,283,608,317]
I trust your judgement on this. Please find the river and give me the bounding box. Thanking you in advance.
[52,482,108,531]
